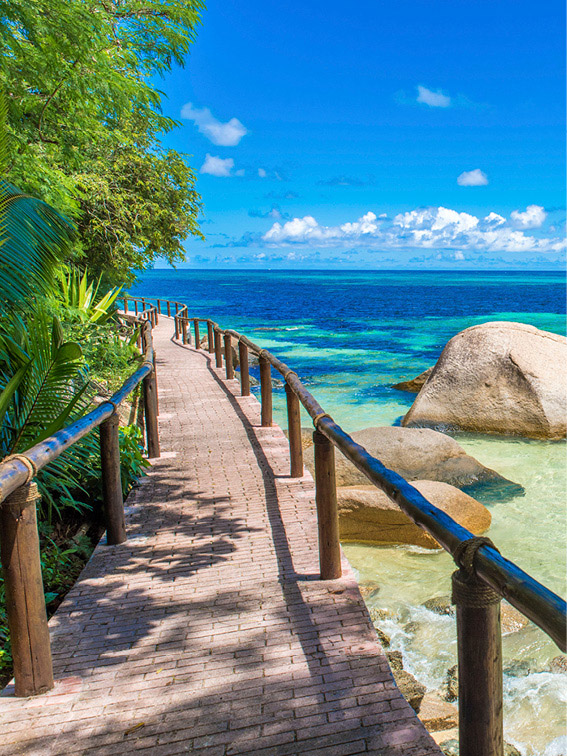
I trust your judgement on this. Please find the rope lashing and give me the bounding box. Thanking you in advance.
[2,454,38,484]
[6,480,41,510]
[283,369,297,382]
[258,349,268,360]
[312,412,332,428]
[102,399,120,416]
[451,536,501,608]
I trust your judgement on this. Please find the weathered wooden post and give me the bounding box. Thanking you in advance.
[174,316,179,340]
[142,325,160,458]
[175,302,179,316]
[100,413,126,545]
[313,429,341,579]
[452,542,503,756]
[239,341,250,396]
[207,321,214,354]
[141,298,146,311]
[224,333,234,379]
[157,300,161,315]
[153,306,159,325]
[194,320,200,349]
[124,298,128,313]
[167,301,171,317]
[214,328,223,368]
[134,300,139,315]
[0,481,54,696]
[181,318,188,345]
[259,353,272,427]
[286,383,303,477]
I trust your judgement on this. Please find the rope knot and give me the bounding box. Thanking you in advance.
[312,412,332,427]
[451,536,501,608]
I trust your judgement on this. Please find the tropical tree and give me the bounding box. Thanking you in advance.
[0,0,205,284]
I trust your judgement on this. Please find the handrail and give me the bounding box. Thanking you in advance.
[0,310,160,697]
[172,314,566,653]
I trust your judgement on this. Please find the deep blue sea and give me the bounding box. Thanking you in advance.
[132,270,566,754]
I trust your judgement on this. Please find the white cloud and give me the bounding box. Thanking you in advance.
[258,168,267,178]
[485,212,505,225]
[457,169,489,186]
[259,205,564,254]
[510,205,547,229]
[417,86,451,108]
[200,154,234,177]
[181,103,248,146]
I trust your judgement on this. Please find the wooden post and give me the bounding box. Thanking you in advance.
[167,301,171,317]
[175,302,179,315]
[207,321,214,354]
[453,568,503,756]
[141,298,146,311]
[134,300,139,315]
[214,329,223,368]
[100,414,126,545]
[224,333,234,379]
[157,300,161,315]
[124,298,128,313]
[142,324,160,458]
[174,316,179,340]
[313,429,341,579]
[286,384,303,477]
[153,307,158,325]
[259,355,272,427]
[0,482,54,696]
[194,320,200,349]
[181,318,188,345]
[239,341,250,396]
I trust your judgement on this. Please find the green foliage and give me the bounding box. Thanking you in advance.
[0,0,205,284]
[0,310,90,456]
[56,267,123,325]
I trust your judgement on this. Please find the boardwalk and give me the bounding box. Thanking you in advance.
[0,319,441,756]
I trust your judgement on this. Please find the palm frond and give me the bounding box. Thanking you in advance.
[0,181,76,308]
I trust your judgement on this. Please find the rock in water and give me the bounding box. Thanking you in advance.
[392,366,434,393]
[418,692,458,732]
[391,668,426,712]
[403,322,567,439]
[303,425,517,490]
[337,481,491,548]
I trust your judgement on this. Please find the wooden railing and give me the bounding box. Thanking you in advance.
[0,308,160,697]
[161,304,566,756]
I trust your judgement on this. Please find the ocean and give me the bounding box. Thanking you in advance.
[131,269,566,755]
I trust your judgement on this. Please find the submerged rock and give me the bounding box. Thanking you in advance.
[422,595,455,616]
[501,601,529,634]
[392,367,434,393]
[403,322,567,439]
[549,655,567,674]
[358,579,380,600]
[440,740,521,756]
[386,650,404,671]
[304,426,518,491]
[337,481,491,548]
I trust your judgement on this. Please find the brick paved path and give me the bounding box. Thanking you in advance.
[0,319,441,756]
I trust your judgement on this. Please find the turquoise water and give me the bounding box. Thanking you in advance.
[132,270,566,754]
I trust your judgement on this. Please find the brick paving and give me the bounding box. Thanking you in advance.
[0,319,441,756]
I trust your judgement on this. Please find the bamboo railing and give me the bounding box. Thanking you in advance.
[160,301,566,756]
[0,306,160,697]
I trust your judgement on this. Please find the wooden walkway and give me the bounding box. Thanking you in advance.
[0,319,440,756]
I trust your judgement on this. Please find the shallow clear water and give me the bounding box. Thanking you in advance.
[132,269,566,754]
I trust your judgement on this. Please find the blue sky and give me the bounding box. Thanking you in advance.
[156,0,565,269]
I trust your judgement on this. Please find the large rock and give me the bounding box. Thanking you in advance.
[418,692,458,732]
[391,668,426,712]
[337,481,491,548]
[403,322,567,440]
[303,426,517,490]
[392,367,434,393]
